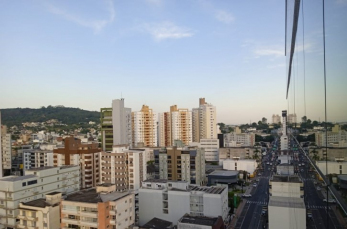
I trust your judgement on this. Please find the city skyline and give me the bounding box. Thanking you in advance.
[1,0,346,124]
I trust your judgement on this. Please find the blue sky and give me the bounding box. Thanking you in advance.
[0,0,346,124]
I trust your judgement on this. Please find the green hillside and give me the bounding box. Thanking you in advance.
[0,106,100,127]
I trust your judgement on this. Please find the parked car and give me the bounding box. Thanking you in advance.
[317,187,321,191]
[253,183,257,187]
[323,199,336,203]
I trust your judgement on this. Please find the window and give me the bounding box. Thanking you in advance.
[27,180,37,185]
[22,182,27,187]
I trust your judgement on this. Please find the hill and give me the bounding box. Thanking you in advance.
[0,106,100,127]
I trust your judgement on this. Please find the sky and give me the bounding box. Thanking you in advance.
[0,0,346,124]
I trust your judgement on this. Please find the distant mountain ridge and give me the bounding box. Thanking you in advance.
[0,106,100,127]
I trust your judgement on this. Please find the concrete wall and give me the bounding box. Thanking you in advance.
[269,206,306,229]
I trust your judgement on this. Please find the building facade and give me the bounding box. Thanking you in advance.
[223,132,255,147]
[61,184,135,229]
[222,159,258,175]
[192,98,217,142]
[17,192,62,229]
[23,150,53,171]
[0,166,80,229]
[158,105,192,147]
[1,123,12,175]
[132,105,157,147]
[272,114,281,124]
[139,180,228,226]
[53,136,101,189]
[154,147,206,185]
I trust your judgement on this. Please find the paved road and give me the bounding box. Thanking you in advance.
[235,153,273,229]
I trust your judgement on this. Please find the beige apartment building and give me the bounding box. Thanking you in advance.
[0,166,79,229]
[192,98,217,142]
[158,105,192,147]
[17,192,62,229]
[100,146,146,191]
[154,146,206,185]
[61,184,135,229]
[1,121,12,176]
[53,136,101,189]
[132,105,157,147]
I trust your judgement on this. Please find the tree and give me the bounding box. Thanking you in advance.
[262,117,267,124]
[302,116,307,123]
[307,119,312,124]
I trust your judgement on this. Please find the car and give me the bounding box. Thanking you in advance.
[242,194,252,198]
[298,164,301,166]
[301,169,304,172]
[323,199,336,203]
[302,163,305,166]
[307,209,313,220]
[253,183,257,187]
[256,179,260,182]
[258,173,262,176]
[261,206,268,216]
[317,187,321,191]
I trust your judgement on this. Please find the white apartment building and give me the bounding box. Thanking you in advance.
[192,98,217,142]
[61,184,135,229]
[287,113,297,124]
[222,159,258,175]
[268,196,306,229]
[139,180,228,226]
[23,150,53,171]
[17,192,62,229]
[199,139,219,161]
[269,175,303,198]
[0,166,80,229]
[112,99,132,146]
[315,125,347,147]
[272,114,281,124]
[224,132,255,147]
[280,110,289,151]
[316,161,347,175]
[100,146,147,191]
[1,122,12,174]
[268,175,306,229]
[132,105,157,147]
[158,105,192,147]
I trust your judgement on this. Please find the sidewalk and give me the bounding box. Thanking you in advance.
[230,186,253,228]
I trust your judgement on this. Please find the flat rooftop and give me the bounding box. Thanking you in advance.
[22,199,51,208]
[143,179,168,183]
[189,186,225,194]
[179,215,219,226]
[269,196,305,209]
[208,170,239,176]
[272,175,301,183]
[142,217,173,228]
[0,174,37,182]
[64,189,130,203]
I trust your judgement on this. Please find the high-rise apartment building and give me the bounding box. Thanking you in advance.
[53,136,100,189]
[101,99,132,151]
[280,110,288,152]
[272,114,281,124]
[158,105,192,147]
[61,184,135,229]
[223,132,255,147]
[287,113,297,124]
[99,146,147,191]
[1,118,11,176]
[23,150,53,171]
[154,146,205,185]
[0,166,80,229]
[132,105,157,147]
[192,98,217,142]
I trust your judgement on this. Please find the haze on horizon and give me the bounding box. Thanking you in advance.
[0,0,346,124]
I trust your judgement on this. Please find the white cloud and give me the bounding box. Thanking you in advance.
[47,0,115,33]
[254,47,283,58]
[142,21,194,41]
[145,0,162,6]
[215,10,234,24]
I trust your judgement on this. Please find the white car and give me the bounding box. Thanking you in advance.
[253,183,257,187]
[323,199,336,203]
[317,187,321,191]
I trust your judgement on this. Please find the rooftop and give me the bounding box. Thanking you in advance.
[46,191,61,195]
[21,199,52,208]
[189,185,226,194]
[143,179,168,183]
[179,214,220,226]
[64,188,130,203]
[269,196,305,209]
[142,217,173,229]
[0,174,37,182]
[208,170,239,176]
[272,175,301,183]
